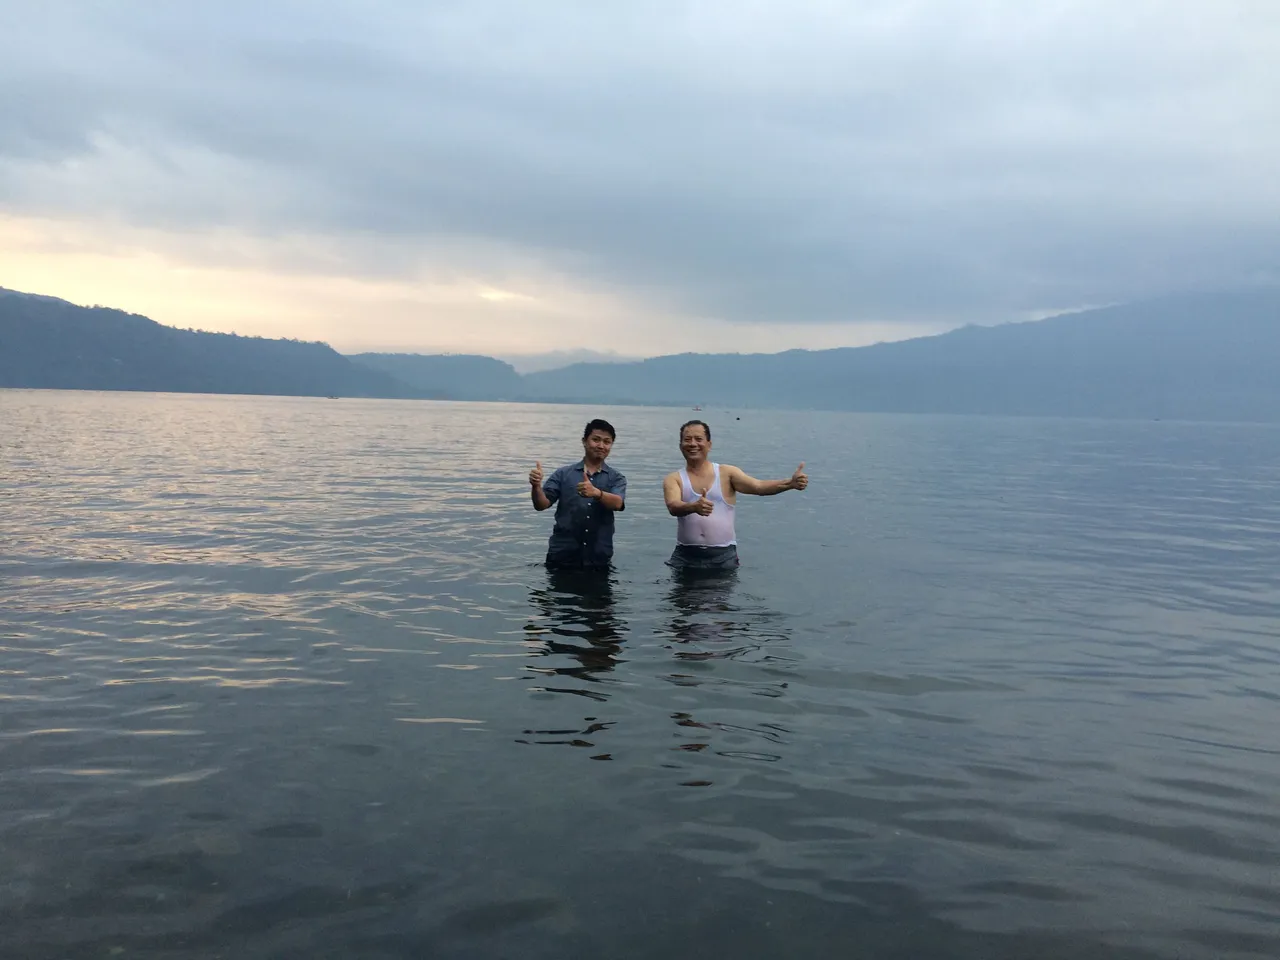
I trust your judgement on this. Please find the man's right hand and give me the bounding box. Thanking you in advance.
[528,461,543,486]
[691,493,714,516]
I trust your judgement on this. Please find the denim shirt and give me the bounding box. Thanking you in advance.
[543,461,627,567]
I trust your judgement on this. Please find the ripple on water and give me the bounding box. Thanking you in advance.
[2,395,1280,958]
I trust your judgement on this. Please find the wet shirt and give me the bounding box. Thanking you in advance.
[543,461,627,568]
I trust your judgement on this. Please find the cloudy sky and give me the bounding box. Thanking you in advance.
[2,1,1277,360]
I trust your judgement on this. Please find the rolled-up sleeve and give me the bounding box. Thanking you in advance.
[543,467,563,504]
[612,471,627,507]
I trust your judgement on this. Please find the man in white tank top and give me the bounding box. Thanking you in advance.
[662,419,808,572]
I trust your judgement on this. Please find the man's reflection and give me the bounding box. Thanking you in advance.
[518,569,625,752]
[664,566,790,689]
[664,569,791,779]
[666,566,742,647]
[526,568,625,687]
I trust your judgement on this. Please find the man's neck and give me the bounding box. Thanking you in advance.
[584,458,604,472]
[684,457,710,472]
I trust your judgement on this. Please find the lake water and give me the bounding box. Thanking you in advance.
[2,389,1280,959]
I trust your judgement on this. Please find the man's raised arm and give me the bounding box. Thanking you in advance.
[727,462,809,497]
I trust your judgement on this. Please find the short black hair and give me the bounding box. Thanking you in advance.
[583,418,616,441]
[679,419,710,441]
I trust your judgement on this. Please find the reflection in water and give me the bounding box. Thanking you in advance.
[666,567,741,649]
[526,568,626,679]
[516,569,794,768]
[663,568,793,679]
[660,569,796,784]
[517,569,626,753]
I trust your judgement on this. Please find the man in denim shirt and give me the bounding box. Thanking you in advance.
[528,419,627,569]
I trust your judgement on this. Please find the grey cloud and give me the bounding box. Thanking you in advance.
[2,0,1278,326]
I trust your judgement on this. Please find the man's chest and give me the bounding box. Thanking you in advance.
[687,469,726,499]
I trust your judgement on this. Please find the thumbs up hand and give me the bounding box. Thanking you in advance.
[690,479,715,515]
[789,462,808,491]
[577,469,601,500]
[529,461,543,487]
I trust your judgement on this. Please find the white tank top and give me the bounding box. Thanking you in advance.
[676,463,737,547]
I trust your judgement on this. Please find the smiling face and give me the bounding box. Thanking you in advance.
[679,422,711,464]
[582,429,614,464]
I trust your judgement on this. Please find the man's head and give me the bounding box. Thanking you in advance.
[679,420,711,463]
[582,418,616,463]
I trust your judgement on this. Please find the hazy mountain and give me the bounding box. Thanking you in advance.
[497,349,641,374]
[348,352,522,400]
[5,285,1278,421]
[0,287,402,398]
[517,290,1280,421]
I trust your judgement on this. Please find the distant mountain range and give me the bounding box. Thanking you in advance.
[516,290,1280,421]
[3,285,1278,421]
[497,349,640,374]
[0,288,401,399]
[349,352,523,401]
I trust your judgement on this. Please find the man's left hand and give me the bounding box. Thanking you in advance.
[577,473,601,499]
[789,462,808,491]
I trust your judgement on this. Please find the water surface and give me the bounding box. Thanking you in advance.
[2,389,1279,959]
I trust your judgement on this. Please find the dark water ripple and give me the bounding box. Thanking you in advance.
[2,390,1279,959]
